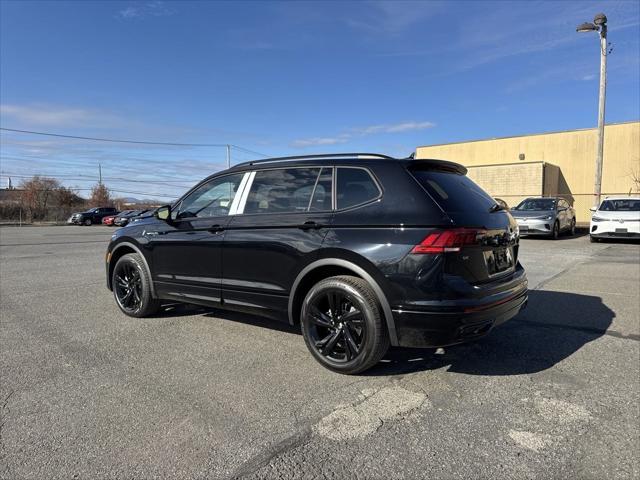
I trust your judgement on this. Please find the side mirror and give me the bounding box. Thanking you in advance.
[589,206,597,213]
[155,205,172,222]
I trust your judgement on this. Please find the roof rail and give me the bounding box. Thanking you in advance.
[231,152,395,169]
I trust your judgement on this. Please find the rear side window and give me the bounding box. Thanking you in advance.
[411,169,495,213]
[336,168,380,210]
[244,168,322,214]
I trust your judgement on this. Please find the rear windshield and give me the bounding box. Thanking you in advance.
[599,199,640,211]
[410,169,496,213]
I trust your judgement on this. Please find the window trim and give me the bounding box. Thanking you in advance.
[334,166,383,212]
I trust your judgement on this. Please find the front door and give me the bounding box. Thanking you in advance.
[148,172,247,305]
[222,167,334,320]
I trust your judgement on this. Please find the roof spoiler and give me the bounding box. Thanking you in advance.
[406,159,467,175]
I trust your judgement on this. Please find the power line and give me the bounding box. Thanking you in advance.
[0,127,270,157]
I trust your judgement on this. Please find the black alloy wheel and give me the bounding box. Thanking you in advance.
[112,253,160,317]
[570,218,576,236]
[301,275,389,374]
[552,221,560,240]
[84,218,92,226]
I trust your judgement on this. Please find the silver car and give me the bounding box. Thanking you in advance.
[511,197,576,239]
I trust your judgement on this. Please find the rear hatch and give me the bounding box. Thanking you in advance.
[409,165,519,285]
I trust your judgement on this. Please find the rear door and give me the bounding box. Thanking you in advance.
[409,167,519,283]
[222,167,333,319]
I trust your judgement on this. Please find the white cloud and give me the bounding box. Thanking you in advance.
[117,1,174,20]
[582,74,596,81]
[291,121,435,148]
[0,104,124,128]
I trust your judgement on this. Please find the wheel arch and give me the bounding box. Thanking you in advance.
[108,241,157,298]
[288,258,398,346]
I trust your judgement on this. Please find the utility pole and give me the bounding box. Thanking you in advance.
[226,145,231,169]
[577,13,609,208]
[98,163,102,184]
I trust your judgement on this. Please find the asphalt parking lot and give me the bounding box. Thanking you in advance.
[1,226,638,479]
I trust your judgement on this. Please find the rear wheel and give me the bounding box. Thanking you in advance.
[112,253,160,317]
[301,275,389,374]
[551,221,560,240]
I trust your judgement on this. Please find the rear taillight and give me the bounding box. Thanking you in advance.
[411,228,486,254]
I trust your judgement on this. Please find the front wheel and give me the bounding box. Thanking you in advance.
[83,218,92,226]
[301,275,389,374]
[551,221,560,240]
[112,253,160,317]
[569,218,576,236]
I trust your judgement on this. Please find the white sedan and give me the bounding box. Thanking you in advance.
[590,196,640,242]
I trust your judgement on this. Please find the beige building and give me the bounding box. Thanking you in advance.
[416,121,640,224]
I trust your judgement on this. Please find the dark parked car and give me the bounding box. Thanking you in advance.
[69,207,118,226]
[113,209,148,227]
[511,197,576,239]
[106,153,527,374]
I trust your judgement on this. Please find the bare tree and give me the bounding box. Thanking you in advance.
[20,176,61,221]
[89,183,112,207]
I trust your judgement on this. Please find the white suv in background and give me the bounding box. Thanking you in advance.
[590,196,640,242]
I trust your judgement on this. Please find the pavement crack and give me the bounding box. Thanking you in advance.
[229,427,312,480]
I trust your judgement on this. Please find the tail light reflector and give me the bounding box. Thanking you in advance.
[411,228,486,254]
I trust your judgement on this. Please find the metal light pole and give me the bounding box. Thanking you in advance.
[577,13,608,208]
[226,144,231,169]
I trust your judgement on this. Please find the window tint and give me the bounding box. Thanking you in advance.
[243,168,321,214]
[176,173,244,219]
[336,168,380,210]
[600,199,640,211]
[410,169,495,213]
[513,198,557,211]
[309,167,333,211]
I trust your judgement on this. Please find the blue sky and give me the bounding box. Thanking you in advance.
[1,0,639,201]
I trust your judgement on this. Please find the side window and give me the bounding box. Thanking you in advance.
[175,173,244,219]
[336,168,380,210]
[243,168,321,214]
[309,167,333,212]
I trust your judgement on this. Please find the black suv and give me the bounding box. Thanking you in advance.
[70,207,118,225]
[106,154,527,374]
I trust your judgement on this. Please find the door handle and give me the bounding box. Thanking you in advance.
[299,221,322,230]
[207,224,224,233]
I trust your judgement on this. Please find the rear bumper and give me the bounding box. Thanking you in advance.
[392,276,528,348]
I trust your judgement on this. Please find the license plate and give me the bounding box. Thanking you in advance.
[615,228,628,233]
[485,247,514,275]
[519,225,529,231]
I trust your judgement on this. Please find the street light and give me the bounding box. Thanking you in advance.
[577,13,608,208]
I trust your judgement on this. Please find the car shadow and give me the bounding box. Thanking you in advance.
[151,290,614,378]
[521,229,589,241]
[366,289,614,376]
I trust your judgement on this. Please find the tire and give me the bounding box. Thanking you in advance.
[551,221,560,240]
[300,275,390,374]
[112,253,160,317]
[590,235,600,243]
[569,218,576,236]
[83,218,92,226]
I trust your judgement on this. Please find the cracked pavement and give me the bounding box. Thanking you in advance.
[0,226,638,479]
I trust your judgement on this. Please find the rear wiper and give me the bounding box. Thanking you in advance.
[489,203,504,212]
